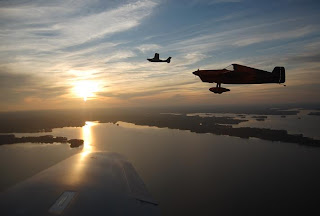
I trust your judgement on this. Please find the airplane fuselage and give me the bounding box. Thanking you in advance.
[147,59,168,62]
[193,68,284,84]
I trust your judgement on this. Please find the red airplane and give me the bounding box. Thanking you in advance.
[193,64,285,94]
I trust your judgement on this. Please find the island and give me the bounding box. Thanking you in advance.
[237,114,246,118]
[252,116,267,121]
[0,135,84,148]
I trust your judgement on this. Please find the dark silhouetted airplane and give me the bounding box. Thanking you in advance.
[147,53,171,63]
[193,64,285,94]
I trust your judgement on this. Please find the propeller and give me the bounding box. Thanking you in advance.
[193,68,200,79]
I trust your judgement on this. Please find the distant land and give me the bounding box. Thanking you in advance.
[0,105,319,147]
[0,106,300,133]
[251,116,268,121]
[111,114,319,147]
[0,135,83,148]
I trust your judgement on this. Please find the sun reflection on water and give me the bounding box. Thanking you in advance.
[81,121,98,158]
[64,121,98,185]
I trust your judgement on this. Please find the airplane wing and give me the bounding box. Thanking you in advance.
[232,64,257,73]
[233,64,270,74]
[154,53,160,60]
[0,152,160,216]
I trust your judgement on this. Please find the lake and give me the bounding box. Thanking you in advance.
[1,111,320,215]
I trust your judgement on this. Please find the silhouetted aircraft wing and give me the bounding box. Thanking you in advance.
[0,152,160,216]
[226,64,276,83]
[233,64,255,72]
[233,64,269,74]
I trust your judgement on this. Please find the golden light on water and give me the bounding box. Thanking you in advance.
[73,80,100,101]
[81,121,98,157]
[65,121,98,184]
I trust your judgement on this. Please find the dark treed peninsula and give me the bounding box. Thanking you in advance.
[0,135,83,148]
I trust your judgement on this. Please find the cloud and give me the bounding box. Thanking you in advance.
[287,53,320,63]
[284,40,320,65]
[0,70,70,106]
[165,20,317,56]
[0,0,159,52]
[104,50,136,63]
[97,79,198,100]
[189,0,242,6]
[183,52,208,64]
[232,26,315,47]
[1,0,319,110]
[209,0,242,4]
[136,44,161,53]
[0,0,161,109]
[58,1,158,45]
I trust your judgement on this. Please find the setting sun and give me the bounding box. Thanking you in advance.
[73,80,99,101]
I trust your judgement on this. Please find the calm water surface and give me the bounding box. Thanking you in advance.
[1,115,320,215]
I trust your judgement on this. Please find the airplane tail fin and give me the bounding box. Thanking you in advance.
[272,67,285,83]
[166,57,171,63]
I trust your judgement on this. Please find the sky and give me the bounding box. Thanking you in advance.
[0,0,320,111]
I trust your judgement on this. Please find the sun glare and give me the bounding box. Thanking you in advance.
[73,80,99,101]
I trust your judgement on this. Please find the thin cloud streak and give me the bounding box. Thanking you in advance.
[0,0,158,52]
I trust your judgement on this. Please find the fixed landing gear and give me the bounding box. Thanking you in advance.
[210,83,230,94]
